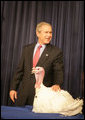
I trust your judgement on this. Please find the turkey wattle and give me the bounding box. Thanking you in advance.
[32,67,83,116]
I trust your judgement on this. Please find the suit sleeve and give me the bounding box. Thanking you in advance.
[52,49,64,87]
[10,47,25,91]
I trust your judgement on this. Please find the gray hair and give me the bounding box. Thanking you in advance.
[36,22,52,32]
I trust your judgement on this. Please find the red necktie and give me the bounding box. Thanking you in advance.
[33,45,42,67]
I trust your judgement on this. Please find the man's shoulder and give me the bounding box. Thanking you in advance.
[23,42,36,49]
[48,44,62,52]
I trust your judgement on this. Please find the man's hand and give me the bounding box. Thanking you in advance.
[9,90,17,103]
[51,85,61,92]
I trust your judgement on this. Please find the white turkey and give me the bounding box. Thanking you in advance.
[32,67,83,116]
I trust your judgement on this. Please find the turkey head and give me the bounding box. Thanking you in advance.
[32,67,45,88]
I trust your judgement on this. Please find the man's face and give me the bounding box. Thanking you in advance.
[36,25,52,45]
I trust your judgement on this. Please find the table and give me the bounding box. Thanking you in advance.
[1,105,84,119]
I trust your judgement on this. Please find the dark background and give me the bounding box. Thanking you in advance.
[1,1,84,105]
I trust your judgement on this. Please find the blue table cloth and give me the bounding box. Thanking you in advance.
[1,105,84,119]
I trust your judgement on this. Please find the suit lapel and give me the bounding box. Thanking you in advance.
[28,43,36,68]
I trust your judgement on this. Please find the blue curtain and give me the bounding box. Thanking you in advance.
[1,1,84,105]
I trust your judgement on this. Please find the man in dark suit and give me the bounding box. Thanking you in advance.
[9,22,64,106]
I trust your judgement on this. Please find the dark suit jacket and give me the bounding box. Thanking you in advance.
[10,43,64,106]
